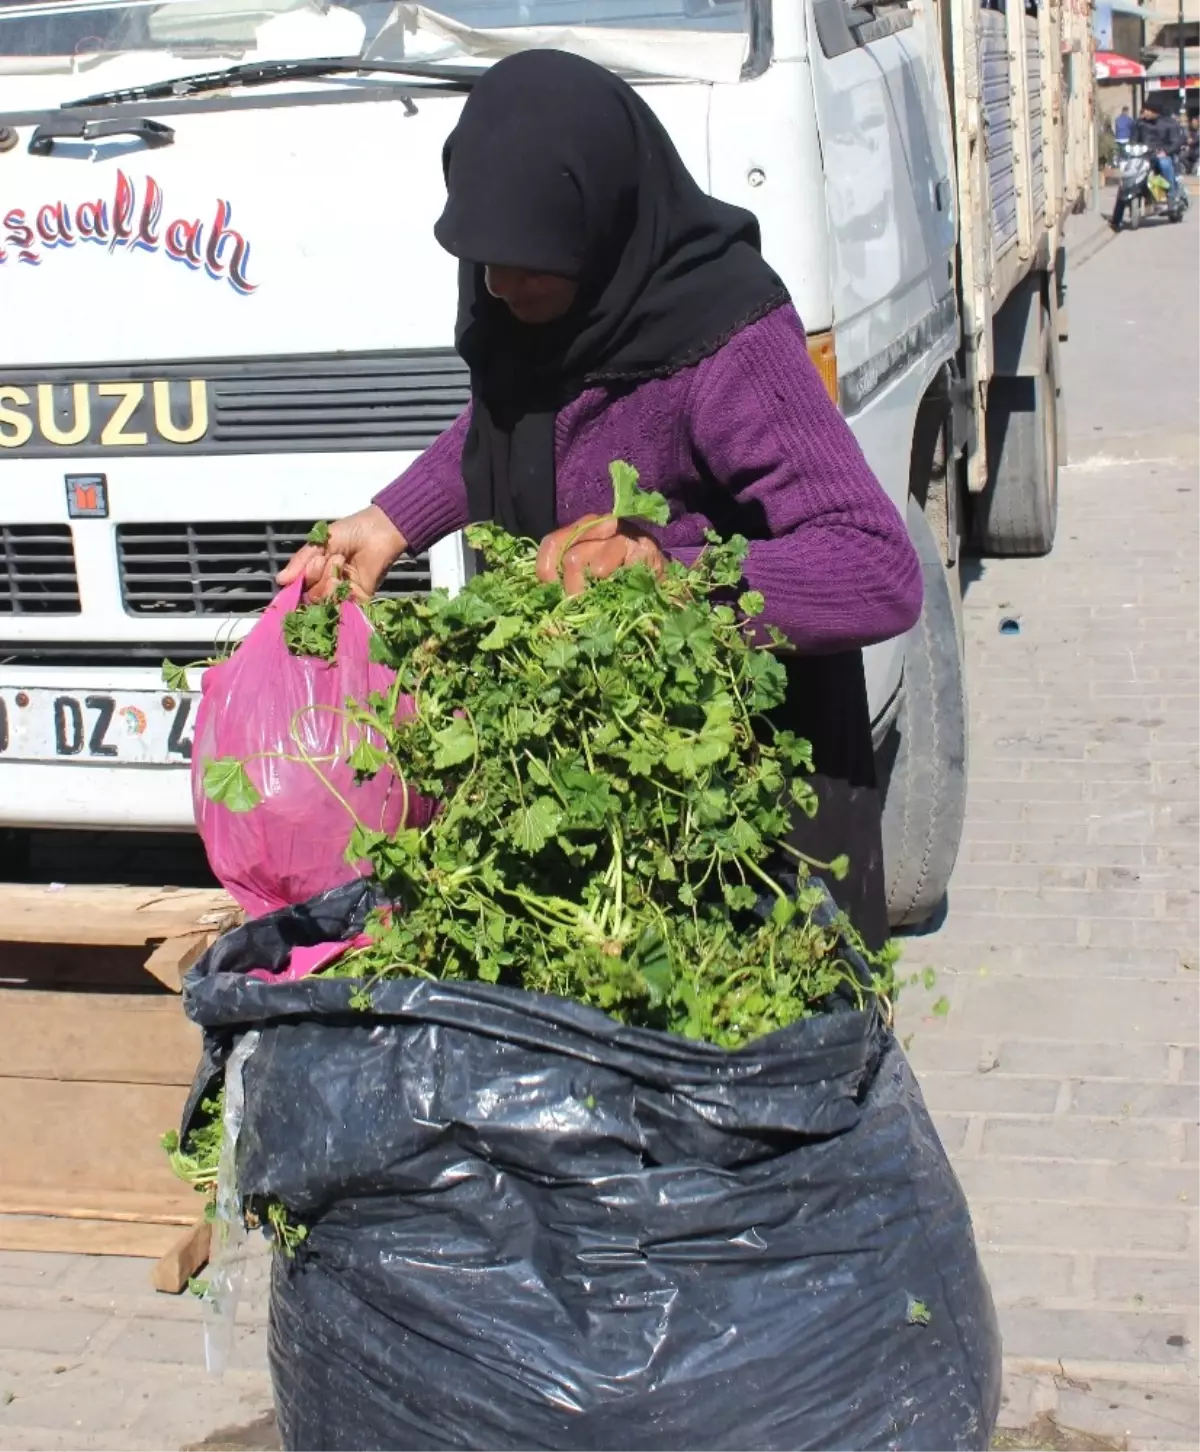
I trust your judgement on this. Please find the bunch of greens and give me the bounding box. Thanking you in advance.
[204,461,895,1048]
[161,1090,307,1264]
[161,523,346,686]
[160,1090,223,1204]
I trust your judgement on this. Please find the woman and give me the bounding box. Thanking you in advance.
[280,48,922,950]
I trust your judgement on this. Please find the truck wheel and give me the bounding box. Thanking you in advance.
[882,499,968,929]
[972,322,1059,557]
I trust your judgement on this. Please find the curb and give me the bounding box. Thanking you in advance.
[1072,217,1118,271]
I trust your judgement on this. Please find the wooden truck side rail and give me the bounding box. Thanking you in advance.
[942,0,1093,496]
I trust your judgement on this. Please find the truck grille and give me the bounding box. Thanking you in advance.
[117,522,431,615]
[207,352,469,454]
[0,526,81,615]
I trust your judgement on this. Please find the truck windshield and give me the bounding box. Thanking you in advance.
[0,0,768,84]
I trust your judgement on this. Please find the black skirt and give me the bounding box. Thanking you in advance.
[772,650,888,954]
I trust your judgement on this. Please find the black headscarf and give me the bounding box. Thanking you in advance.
[433,48,789,541]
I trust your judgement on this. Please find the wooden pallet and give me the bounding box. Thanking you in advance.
[0,883,240,1290]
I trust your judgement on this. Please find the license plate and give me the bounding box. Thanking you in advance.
[0,687,196,766]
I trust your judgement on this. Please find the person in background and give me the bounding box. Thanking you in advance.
[1145,104,1184,192]
[1113,105,1134,146]
[1111,103,1185,228]
[1185,115,1200,176]
[278,50,923,951]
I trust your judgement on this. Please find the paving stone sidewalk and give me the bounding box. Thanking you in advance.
[896,211,1199,1449]
[0,209,1195,1452]
[0,1247,275,1451]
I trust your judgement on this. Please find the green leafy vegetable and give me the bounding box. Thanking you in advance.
[187,461,900,1254]
[307,521,331,546]
[347,738,389,781]
[161,654,230,689]
[906,1296,932,1326]
[609,458,669,526]
[283,591,348,661]
[161,1093,223,1199]
[202,757,262,814]
[296,458,897,1049]
[161,659,192,692]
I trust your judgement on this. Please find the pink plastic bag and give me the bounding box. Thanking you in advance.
[247,933,373,984]
[192,581,431,918]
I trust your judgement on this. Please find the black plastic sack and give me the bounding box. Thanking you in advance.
[184,880,1000,1452]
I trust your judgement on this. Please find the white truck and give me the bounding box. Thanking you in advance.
[0,0,1092,924]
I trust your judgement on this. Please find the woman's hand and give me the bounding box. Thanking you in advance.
[276,506,408,602]
[536,515,665,596]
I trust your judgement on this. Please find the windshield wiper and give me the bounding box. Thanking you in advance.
[64,55,478,110]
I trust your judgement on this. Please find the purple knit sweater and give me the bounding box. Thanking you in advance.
[374,304,922,653]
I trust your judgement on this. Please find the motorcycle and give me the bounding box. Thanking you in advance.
[1116,142,1190,228]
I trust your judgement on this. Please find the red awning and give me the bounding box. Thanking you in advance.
[1095,51,1147,81]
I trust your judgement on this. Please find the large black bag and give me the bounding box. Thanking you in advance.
[184,881,1000,1452]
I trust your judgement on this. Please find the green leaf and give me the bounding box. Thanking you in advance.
[829,854,850,883]
[905,1296,932,1327]
[774,731,814,770]
[202,757,261,813]
[283,601,340,661]
[432,717,476,769]
[579,621,617,658]
[542,641,579,671]
[632,926,672,1005]
[511,796,562,854]
[738,590,765,617]
[922,966,937,991]
[347,738,388,780]
[609,459,670,526]
[479,615,523,650]
[730,818,764,855]
[693,787,730,826]
[790,777,819,819]
[723,882,758,911]
[744,650,788,712]
[931,996,951,1018]
[306,520,331,546]
[660,608,710,658]
[161,659,191,692]
[556,766,618,828]
[771,895,797,927]
[346,823,386,865]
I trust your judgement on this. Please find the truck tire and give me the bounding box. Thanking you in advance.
[972,321,1059,557]
[882,499,967,929]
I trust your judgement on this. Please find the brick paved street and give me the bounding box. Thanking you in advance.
[897,209,1199,1449]
[0,208,1195,1451]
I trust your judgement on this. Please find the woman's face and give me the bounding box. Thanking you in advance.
[485,265,579,324]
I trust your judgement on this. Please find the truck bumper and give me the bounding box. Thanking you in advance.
[0,758,193,830]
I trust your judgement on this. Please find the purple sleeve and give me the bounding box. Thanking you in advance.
[678,309,923,653]
[372,407,472,555]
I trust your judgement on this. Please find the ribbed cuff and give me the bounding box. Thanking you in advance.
[373,467,467,558]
